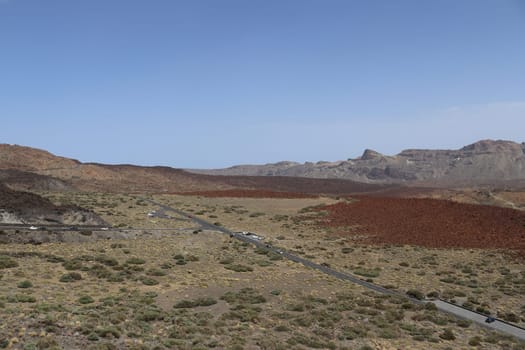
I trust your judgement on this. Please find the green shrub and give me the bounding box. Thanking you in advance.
[406,289,425,300]
[468,336,482,346]
[221,288,266,304]
[439,328,455,340]
[456,319,471,328]
[140,277,159,286]
[146,268,167,276]
[0,255,18,269]
[173,297,217,308]
[126,257,146,265]
[95,327,121,339]
[78,295,95,304]
[95,255,119,267]
[7,294,36,303]
[354,268,380,278]
[274,325,290,332]
[59,272,82,282]
[17,280,33,289]
[224,264,253,272]
[62,259,83,270]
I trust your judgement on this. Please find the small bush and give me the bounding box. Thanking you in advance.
[354,268,380,278]
[8,294,36,303]
[59,272,82,282]
[78,295,95,304]
[62,259,83,270]
[140,277,159,286]
[0,255,18,269]
[224,264,253,272]
[468,336,482,346]
[17,280,33,289]
[126,257,146,265]
[173,297,217,308]
[406,289,425,300]
[439,328,455,341]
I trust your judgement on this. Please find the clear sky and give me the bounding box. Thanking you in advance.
[1,0,524,168]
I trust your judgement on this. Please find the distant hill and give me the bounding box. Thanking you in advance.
[190,140,525,188]
[0,144,394,195]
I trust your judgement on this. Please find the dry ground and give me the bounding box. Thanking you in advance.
[0,192,524,349]
[154,194,525,329]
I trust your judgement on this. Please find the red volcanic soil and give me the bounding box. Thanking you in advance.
[318,197,525,255]
[175,189,317,199]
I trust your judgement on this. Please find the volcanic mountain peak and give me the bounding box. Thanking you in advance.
[360,149,385,160]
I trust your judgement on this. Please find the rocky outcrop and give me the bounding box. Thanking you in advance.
[191,140,525,187]
[0,183,106,225]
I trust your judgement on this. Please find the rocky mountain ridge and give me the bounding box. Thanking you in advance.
[190,140,525,187]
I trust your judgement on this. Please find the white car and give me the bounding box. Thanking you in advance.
[100,227,109,231]
[29,226,39,230]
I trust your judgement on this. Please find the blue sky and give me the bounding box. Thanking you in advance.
[1,0,524,168]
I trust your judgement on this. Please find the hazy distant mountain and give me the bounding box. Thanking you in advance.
[190,140,525,187]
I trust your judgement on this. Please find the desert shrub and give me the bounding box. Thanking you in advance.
[224,264,253,272]
[173,297,217,308]
[456,319,471,328]
[140,277,159,286]
[354,267,380,278]
[219,257,234,265]
[406,289,425,300]
[146,268,167,276]
[221,304,262,323]
[59,272,82,282]
[35,337,59,349]
[135,306,163,322]
[468,336,482,346]
[78,295,95,304]
[89,264,112,279]
[439,328,455,340]
[126,257,146,265]
[160,262,173,269]
[62,259,83,270]
[274,324,290,332]
[7,294,36,303]
[0,255,18,269]
[17,280,33,288]
[426,291,439,298]
[95,255,119,267]
[95,327,121,339]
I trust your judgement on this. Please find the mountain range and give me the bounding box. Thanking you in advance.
[190,140,525,188]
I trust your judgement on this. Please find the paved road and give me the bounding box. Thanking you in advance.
[146,198,525,341]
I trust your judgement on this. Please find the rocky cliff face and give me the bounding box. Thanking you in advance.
[191,140,525,187]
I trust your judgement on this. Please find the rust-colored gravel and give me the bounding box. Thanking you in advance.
[318,197,525,255]
[176,189,317,199]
